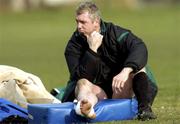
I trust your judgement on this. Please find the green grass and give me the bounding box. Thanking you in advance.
[0,3,180,124]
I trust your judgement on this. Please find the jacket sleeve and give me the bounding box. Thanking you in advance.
[64,34,100,82]
[117,31,148,73]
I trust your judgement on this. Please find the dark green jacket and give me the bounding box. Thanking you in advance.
[62,20,149,102]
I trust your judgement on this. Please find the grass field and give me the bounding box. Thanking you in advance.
[0,3,180,124]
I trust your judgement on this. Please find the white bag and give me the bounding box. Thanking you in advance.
[0,65,61,108]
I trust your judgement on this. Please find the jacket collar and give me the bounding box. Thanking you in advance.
[100,19,106,35]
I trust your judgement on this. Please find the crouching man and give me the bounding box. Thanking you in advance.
[62,1,158,121]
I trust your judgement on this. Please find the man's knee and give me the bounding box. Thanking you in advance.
[77,78,91,87]
[75,78,92,93]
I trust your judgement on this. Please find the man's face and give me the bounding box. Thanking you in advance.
[76,11,98,36]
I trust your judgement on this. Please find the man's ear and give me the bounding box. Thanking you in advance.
[94,18,100,27]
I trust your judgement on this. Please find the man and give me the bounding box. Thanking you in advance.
[62,1,158,121]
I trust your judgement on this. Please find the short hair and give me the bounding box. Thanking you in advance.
[76,1,101,21]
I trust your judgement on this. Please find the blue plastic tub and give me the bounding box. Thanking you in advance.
[28,98,138,124]
[0,98,28,121]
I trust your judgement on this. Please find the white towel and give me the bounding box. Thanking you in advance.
[0,65,61,108]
